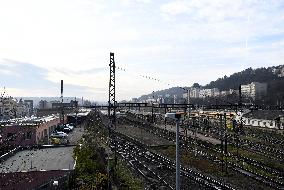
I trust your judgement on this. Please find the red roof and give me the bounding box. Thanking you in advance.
[0,170,70,190]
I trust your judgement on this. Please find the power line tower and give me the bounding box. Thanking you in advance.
[108,52,116,125]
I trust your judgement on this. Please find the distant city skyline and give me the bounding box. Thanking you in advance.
[0,0,284,101]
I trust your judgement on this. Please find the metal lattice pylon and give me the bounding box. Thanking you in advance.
[108,52,116,126]
[107,52,117,188]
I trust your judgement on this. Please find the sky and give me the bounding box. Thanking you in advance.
[0,0,283,101]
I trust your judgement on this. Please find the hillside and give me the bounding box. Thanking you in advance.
[203,66,282,90]
[138,87,189,100]
[137,65,284,104]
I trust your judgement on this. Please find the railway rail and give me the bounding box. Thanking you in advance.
[119,114,284,189]
[112,131,235,190]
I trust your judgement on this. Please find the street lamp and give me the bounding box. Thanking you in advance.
[165,112,183,190]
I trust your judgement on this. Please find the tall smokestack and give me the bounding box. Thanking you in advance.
[61,80,64,124]
[61,80,63,95]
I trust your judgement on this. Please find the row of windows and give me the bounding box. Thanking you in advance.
[246,119,274,126]
[7,131,32,141]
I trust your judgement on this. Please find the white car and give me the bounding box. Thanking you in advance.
[51,132,68,138]
[66,124,74,131]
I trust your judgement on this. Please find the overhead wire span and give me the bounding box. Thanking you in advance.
[115,65,173,87]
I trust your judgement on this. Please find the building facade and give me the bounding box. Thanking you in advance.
[242,110,284,130]
[0,115,65,146]
[241,82,267,100]
[190,88,200,98]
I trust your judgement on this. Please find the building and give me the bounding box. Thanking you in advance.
[0,115,65,146]
[242,110,284,129]
[197,88,220,98]
[0,97,29,120]
[182,92,188,99]
[212,88,220,97]
[241,82,267,100]
[24,100,34,116]
[39,100,52,109]
[279,67,284,77]
[190,88,200,98]
[51,100,78,109]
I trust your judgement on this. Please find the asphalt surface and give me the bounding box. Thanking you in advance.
[0,147,75,172]
[0,126,84,173]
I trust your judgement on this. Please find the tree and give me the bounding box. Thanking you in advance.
[192,83,201,88]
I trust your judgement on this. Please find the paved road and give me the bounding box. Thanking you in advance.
[69,127,84,145]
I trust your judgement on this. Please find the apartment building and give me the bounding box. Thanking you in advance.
[241,82,267,100]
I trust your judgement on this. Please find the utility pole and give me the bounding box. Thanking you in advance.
[75,97,78,127]
[165,112,182,190]
[220,114,224,173]
[176,116,181,190]
[152,91,154,123]
[224,113,228,175]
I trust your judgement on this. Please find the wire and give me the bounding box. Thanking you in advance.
[115,66,172,86]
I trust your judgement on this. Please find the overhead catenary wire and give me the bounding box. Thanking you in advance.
[115,66,190,93]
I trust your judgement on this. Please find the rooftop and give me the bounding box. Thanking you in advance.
[243,110,284,120]
[0,114,60,126]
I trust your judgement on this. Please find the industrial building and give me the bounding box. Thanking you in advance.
[0,115,66,146]
[242,110,284,129]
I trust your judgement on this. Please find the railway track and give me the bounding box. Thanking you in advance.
[119,115,284,189]
[112,132,235,190]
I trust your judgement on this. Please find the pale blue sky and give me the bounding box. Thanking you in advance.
[0,0,283,101]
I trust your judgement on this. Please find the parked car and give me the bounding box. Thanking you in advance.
[65,124,74,131]
[50,135,69,145]
[63,127,71,133]
[50,132,68,138]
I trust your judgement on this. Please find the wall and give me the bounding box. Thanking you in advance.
[1,125,37,146]
[242,117,282,129]
[35,116,67,144]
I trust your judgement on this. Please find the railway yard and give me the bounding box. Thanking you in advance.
[93,109,284,190]
[0,109,283,189]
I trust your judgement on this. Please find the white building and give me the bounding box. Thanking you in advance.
[199,88,220,98]
[0,97,29,119]
[190,88,200,98]
[212,88,220,97]
[241,82,267,100]
[242,110,284,129]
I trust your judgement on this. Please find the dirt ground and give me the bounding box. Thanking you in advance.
[116,125,174,146]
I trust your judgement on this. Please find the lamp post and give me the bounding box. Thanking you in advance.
[165,112,182,190]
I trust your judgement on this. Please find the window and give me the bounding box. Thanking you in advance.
[7,133,16,141]
[26,131,32,139]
